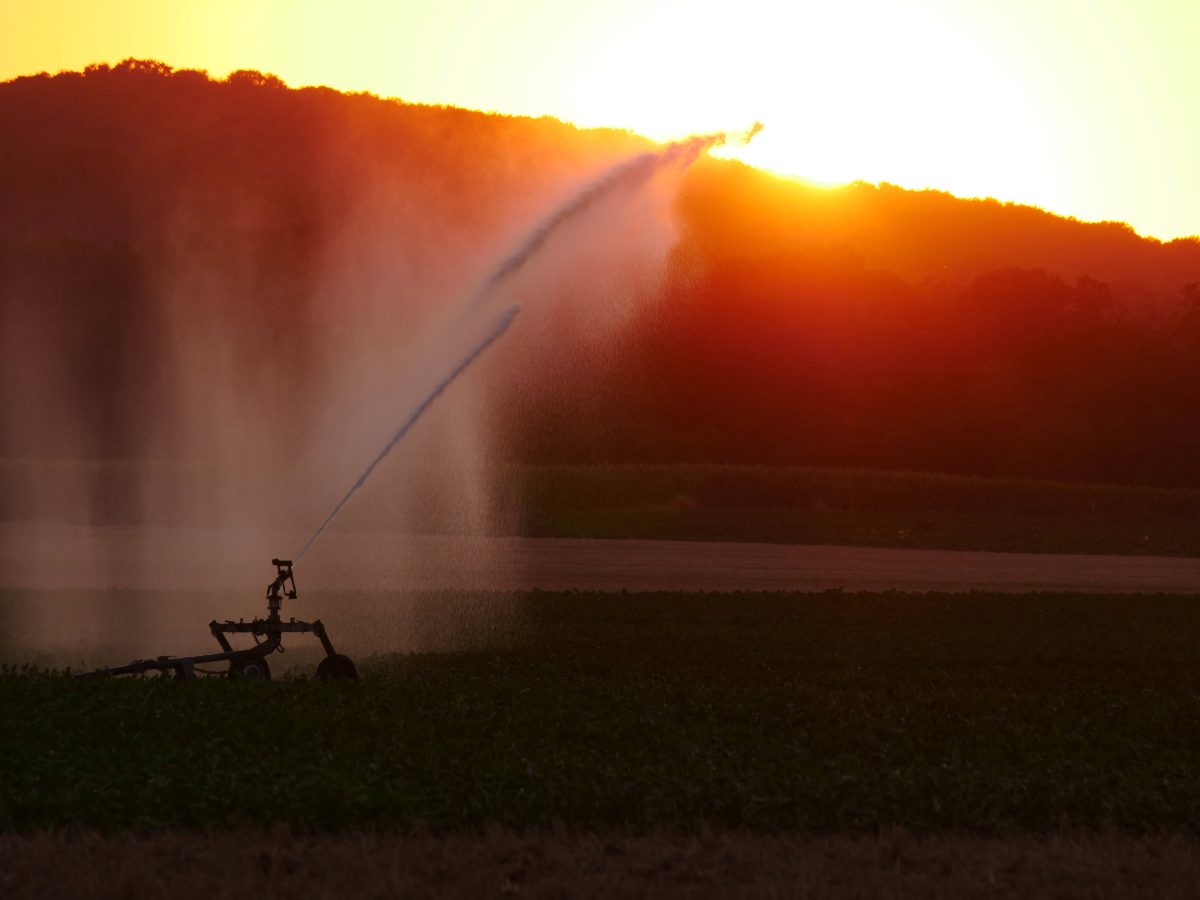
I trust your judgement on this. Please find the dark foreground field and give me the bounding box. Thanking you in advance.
[4,830,1199,899]
[4,590,1200,895]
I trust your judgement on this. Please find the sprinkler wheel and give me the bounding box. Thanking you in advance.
[229,656,271,681]
[316,653,358,681]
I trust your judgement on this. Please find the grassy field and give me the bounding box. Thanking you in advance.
[8,459,1200,555]
[506,464,1200,555]
[5,589,1200,834]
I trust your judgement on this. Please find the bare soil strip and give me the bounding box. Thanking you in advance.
[2,830,1198,899]
[4,524,1200,593]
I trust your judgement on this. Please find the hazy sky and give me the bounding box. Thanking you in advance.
[3,0,1197,239]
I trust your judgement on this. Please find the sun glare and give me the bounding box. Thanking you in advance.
[3,0,1198,238]
[525,0,1066,216]
[698,2,1057,203]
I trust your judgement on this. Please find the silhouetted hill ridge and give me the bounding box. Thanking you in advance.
[0,60,651,249]
[4,59,1197,301]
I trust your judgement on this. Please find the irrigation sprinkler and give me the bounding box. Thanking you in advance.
[85,305,522,682]
[85,559,356,681]
[74,127,755,684]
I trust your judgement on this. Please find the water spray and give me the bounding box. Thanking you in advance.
[83,122,758,681]
[467,125,763,312]
[297,304,521,562]
[291,128,764,561]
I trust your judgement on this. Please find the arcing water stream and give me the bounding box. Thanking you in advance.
[294,126,763,564]
[469,126,763,310]
[296,305,520,562]
[0,123,763,667]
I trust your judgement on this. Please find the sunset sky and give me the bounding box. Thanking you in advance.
[3,0,1197,240]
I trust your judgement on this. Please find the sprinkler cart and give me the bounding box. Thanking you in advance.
[86,559,357,681]
[82,307,522,684]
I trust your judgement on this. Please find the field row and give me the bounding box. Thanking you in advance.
[5,830,1199,899]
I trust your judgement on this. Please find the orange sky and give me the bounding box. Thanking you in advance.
[2,0,1197,240]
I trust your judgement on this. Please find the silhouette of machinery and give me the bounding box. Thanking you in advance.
[88,559,356,681]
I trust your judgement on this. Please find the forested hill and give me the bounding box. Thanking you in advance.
[0,59,651,282]
[4,61,1200,487]
[680,162,1200,302]
[4,60,1196,296]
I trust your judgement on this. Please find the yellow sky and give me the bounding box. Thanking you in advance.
[2,0,1197,240]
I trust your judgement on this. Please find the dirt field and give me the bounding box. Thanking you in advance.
[4,524,1200,593]
[3,830,1198,899]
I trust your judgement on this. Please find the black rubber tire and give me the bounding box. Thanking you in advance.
[229,656,271,681]
[316,653,358,681]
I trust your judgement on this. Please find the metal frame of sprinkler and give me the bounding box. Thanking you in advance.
[88,559,357,681]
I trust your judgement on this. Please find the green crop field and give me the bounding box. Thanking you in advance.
[504,465,1200,555]
[5,589,1200,834]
